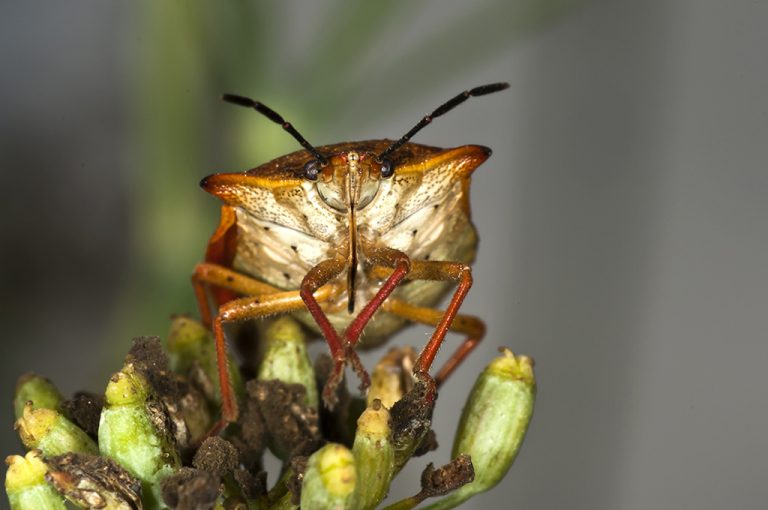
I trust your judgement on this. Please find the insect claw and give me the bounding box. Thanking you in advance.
[322,384,340,410]
[321,347,371,409]
[412,371,438,405]
[322,361,346,409]
[346,347,371,393]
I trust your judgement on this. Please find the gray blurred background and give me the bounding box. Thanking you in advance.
[2,1,767,508]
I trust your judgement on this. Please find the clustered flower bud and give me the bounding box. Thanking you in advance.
[5,451,66,510]
[5,316,536,510]
[13,374,63,420]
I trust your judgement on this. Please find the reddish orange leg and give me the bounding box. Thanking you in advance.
[299,256,367,407]
[371,260,476,383]
[192,262,282,327]
[212,290,334,430]
[342,245,411,388]
[382,298,485,386]
[191,263,337,431]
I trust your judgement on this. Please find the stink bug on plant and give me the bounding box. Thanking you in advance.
[193,83,509,429]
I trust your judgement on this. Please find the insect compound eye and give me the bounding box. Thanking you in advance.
[379,158,395,178]
[303,159,321,181]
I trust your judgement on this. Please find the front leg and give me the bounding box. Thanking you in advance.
[381,298,485,386]
[299,256,366,407]
[192,263,339,431]
[370,260,475,383]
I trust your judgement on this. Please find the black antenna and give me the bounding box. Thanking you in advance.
[222,93,328,165]
[377,82,510,162]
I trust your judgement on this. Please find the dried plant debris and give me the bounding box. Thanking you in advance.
[192,437,238,478]
[284,456,308,506]
[5,316,536,510]
[60,391,104,440]
[413,428,439,457]
[127,337,182,401]
[234,396,267,468]
[232,467,266,501]
[246,379,322,460]
[160,467,219,510]
[45,453,143,510]
[419,454,474,500]
[390,372,437,472]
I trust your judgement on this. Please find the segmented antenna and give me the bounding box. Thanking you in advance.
[222,94,328,165]
[377,82,510,162]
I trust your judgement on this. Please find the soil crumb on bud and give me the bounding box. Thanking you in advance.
[126,336,185,402]
[235,398,267,469]
[413,428,439,457]
[192,437,239,478]
[127,336,169,377]
[390,372,437,471]
[60,391,104,440]
[419,454,474,498]
[247,379,322,459]
[233,467,267,500]
[160,467,218,510]
[390,372,436,434]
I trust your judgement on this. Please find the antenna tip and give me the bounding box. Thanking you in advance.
[221,93,253,107]
[475,82,510,95]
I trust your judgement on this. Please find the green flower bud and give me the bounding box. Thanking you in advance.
[367,347,416,410]
[5,451,66,510]
[14,373,64,419]
[257,316,318,409]
[99,363,181,509]
[300,444,356,510]
[352,399,395,510]
[166,315,210,374]
[424,349,535,509]
[15,403,98,457]
[166,315,243,407]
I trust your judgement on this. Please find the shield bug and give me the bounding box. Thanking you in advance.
[193,83,509,428]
